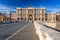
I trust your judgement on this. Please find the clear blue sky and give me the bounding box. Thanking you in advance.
[0,0,60,13]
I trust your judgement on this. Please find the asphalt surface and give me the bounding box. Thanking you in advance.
[8,22,39,40]
[0,21,29,40]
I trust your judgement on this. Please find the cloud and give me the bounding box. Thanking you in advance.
[46,7,60,13]
[47,8,60,12]
[0,4,16,13]
[0,4,60,14]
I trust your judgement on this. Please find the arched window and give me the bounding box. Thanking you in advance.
[25,18,26,20]
[42,11,44,13]
[29,15,32,17]
[39,18,40,20]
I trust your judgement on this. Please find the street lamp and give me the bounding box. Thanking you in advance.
[10,12,12,23]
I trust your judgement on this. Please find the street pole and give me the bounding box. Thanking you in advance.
[10,12,12,23]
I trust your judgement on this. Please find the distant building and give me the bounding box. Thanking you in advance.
[47,12,56,22]
[6,6,60,22]
[6,12,17,21]
[0,12,6,22]
[16,6,56,22]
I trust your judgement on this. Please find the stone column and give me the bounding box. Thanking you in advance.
[44,10,46,22]
[54,13,56,22]
[40,15,42,22]
[26,10,28,21]
[52,12,56,22]
[52,13,54,22]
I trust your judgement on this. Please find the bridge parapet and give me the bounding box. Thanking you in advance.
[34,21,60,40]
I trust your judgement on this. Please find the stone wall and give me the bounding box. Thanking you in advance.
[56,22,60,30]
[42,22,56,28]
[42,22,60,30]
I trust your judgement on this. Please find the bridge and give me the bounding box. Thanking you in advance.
[0,21,60,40]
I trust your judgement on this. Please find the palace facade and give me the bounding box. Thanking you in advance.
[6,6,57,22]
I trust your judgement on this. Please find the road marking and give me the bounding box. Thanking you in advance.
[5,23,30,40]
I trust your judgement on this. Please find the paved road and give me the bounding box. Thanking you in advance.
[7,22,39,40]
[0,21,29,40]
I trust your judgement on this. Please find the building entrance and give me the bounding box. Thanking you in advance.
[28,14,33,22]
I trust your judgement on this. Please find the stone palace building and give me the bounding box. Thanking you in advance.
[6,6,56,22]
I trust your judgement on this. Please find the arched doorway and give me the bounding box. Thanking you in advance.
[28,14,33,22]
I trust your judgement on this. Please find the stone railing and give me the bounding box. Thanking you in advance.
[34,21,54,40]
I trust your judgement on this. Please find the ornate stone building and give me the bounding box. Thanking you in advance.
[0,12,6,22]
[6,12,18,21]
[16,6,46,22]
[47,12,56,22]
[16,6,56,22]
[6,6,56,22]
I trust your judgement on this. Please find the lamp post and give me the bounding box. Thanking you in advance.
[10,12,12,23]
